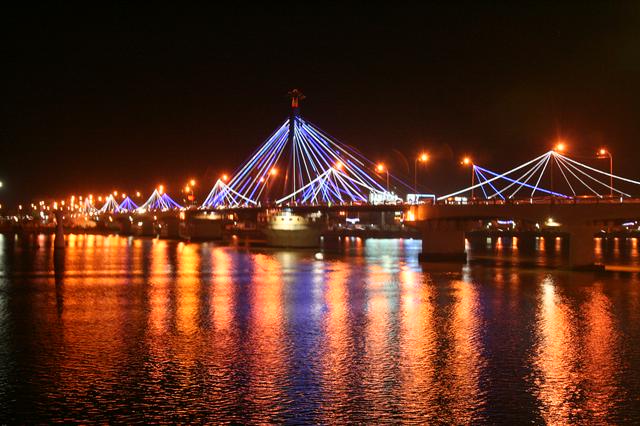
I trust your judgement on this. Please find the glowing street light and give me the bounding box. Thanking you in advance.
[461,156,475,199]
[414,152,429,193]
[135,191,141,198]
[597,147,614,197]
[158,185,164,194]
[270,167,278,176]
[221,174,229,182]
[376,163,389,191]
[553,141,566,153]
[335,160,344,170]
[551,141,568,198]
[190,179,196,187]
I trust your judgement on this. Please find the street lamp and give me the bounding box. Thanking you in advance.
[461,157,475,199]
[185,180,196,204]
[551,141,567,198]
[553,142,566,153]
[414,153,429,193]
[597,148,613,197]
[377,163,389,191]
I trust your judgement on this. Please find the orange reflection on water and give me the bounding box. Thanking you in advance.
[148,239,170,335]
[398,266,437,415]
[533,278,579,423]
[211,247,235,332]
[175,242,200,336]
[319,259,354,423]
[582,284,620,420]
[594,237,603,261]
[363,263,396,417]
[54,236,131,405]
[538,237,545,252]
[446,273,484,423]
[247,253,286,420]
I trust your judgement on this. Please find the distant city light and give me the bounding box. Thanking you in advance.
[222,174,229,182]
[461,157,472,165]
[376,163,385,172]
[190,179,196,186]
[419,153,429,162]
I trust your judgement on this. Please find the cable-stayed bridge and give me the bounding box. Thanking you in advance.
[45,91,640,268]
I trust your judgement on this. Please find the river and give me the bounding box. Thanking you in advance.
[1,233,639,423]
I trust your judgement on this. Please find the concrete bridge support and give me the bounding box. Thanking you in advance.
[567,224,600,270]
[418,220,467,262]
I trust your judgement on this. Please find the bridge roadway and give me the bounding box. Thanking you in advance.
[108,199,640,269]
[408,199,640,269]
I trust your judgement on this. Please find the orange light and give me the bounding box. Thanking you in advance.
[190,179,196,186]
[598,148,607,156]
[113,190,118,196]
[554,142,566,152]
[222,174,229,182]
[376,163,385,173]
[335,161,344,170]
[185,186,190,192]
[122,193,126,199]
[135,191,141,197]
[259,177,265,183]
[270,168,278,176]
[461,157,472,165]
[158,185,164,194]
[419,153,429,162]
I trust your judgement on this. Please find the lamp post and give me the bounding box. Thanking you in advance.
[414,153,429,193]
[552,142,567,198]
[377,163,389,191]
[461,157,474,200]
[597,148,613,197]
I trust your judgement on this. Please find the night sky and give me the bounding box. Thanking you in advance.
[2,3,640,204]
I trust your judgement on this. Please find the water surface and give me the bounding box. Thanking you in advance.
[1,233,639,423]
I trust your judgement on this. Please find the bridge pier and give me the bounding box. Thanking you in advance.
[567,224,602,271]
[418,220,467,263]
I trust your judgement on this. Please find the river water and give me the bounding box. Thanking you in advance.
[1,233,639,423]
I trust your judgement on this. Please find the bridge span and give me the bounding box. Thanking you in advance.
[409,200,640,269]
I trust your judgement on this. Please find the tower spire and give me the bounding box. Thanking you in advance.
[287,89,305,199]
[288,89,305,115]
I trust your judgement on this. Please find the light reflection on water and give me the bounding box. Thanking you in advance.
[0,234,639,422]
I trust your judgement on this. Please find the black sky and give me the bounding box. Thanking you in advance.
[2,3,640,203]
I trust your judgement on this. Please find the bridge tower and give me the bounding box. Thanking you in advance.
[288,89,305,197]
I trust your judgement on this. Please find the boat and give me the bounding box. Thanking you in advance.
[261,209,322,248]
